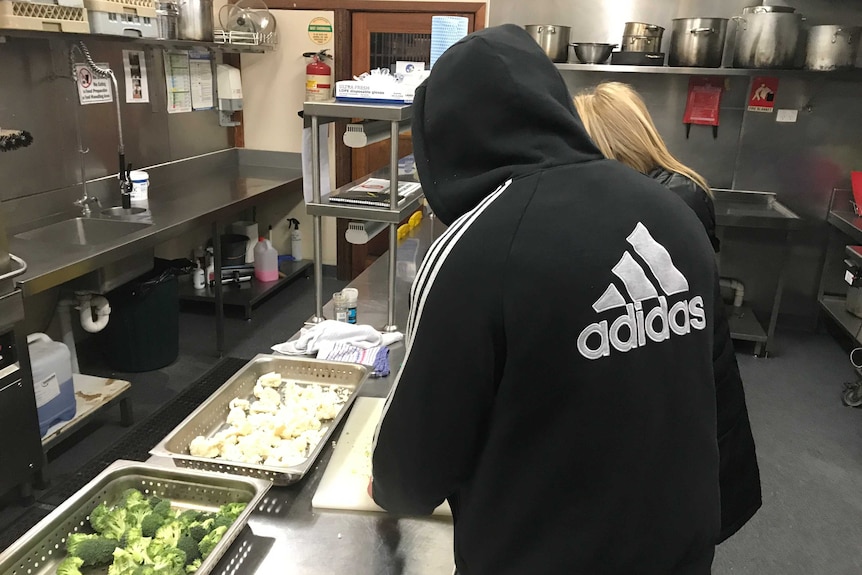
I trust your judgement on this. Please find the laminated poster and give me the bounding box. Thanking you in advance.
[189,51,214,110]
[123,50,150,104]
[164,50,192,113]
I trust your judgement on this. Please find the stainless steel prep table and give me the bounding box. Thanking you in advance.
[149,213,457,575]
[713,189,805,356]
[8,149,305,356]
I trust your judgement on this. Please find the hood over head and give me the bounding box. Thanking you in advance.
[412,24,603,225]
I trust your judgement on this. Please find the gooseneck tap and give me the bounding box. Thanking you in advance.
[69,41,132,209]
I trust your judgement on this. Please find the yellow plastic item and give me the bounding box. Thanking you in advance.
[408,210,423,228]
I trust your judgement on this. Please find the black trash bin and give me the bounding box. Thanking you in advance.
[101,259,189,372]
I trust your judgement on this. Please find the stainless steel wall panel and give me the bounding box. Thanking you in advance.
[0,36,229,204]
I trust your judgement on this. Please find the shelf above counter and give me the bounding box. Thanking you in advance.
[0,28,274,53]
[555,63,862,78]
[305,159,424,223]
[821,295,862,345]
[302,100,412,122]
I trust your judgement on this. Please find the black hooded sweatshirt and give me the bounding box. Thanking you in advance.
[372,24,722,575]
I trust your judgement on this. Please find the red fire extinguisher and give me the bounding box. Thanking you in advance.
[303,49,332,102]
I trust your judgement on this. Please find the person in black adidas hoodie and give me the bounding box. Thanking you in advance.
[371,24,724,574]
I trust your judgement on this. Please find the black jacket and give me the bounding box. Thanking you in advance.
[372,25,725,575]
[650,168,721,253]
[650,171,761,542]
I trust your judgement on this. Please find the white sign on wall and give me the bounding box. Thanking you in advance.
[75,63,114,105]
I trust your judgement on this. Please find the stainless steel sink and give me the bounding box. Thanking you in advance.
[100,206,148,217]
[15,217,151,246]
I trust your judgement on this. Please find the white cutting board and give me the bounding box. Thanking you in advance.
[312,397,452,516]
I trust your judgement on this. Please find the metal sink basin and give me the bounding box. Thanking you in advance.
[100,206,148,217]
[15,217,151,246]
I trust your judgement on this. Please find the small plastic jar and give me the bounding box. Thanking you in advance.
[333,291,348,322]
[342,288,358,324]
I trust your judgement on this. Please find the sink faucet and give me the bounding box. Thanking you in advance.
[74,194,102,217]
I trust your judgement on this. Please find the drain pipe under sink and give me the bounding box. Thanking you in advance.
[57,292,112,373]
[719,278,745,308]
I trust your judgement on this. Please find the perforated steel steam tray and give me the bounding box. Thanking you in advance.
[0,459,271,575]
[150,354,370,486]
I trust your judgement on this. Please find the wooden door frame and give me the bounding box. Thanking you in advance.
[254,1,486,279]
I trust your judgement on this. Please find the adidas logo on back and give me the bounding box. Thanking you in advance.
[577,223,707,360]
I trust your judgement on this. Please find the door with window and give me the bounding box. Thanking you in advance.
[342,10,478,278]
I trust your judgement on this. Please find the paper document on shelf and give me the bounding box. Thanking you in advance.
[189,51,214,110]
[123,50,149,104]
[348,178,421,197]
[302,125,331,203]
[164,50,192,113]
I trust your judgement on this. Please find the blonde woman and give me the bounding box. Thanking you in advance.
[574,82,720,253]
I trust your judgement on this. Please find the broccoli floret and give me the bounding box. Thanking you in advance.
[56,556,85,575]
[176,510,202,527]
[215,503,246,522]
[211,515,233,531]
[120,488,146,508]
[72,537,120,566]
[154,521,182,547]
[126,532,154,565]
[152,546,186,575]
[185,558,202,573]
[135,566,157,575]
[89,502,112,533]
[141,513,165,538]
[151,499,172,518]
[176,535,201,564]
[198,525,227,559]
[126,501,152,529]
[187,519,213,543]
[100,508,129,541]
[66,532,97,555]
[108,547,142,575]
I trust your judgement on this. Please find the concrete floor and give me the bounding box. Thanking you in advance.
[1,270,861,573]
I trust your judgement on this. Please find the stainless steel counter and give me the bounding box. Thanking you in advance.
[713,189,805,230]
[149,212,456,575]
[8,151,303,297]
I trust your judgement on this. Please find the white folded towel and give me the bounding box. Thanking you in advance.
[272,320,403,356]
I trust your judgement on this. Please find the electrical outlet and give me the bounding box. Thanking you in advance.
[776,109,799,123]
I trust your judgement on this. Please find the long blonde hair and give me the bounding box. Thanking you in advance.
[573,82,712,197]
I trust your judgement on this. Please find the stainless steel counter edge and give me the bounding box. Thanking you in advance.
[9,155,303,297]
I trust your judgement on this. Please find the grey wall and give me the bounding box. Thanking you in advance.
[491,0,862,328]
[0,36,229,204]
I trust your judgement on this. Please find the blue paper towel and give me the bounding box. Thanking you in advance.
[431,16,469,68]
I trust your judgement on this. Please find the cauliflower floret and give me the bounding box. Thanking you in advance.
[229,398,251,411]
[233,419,254,436]
[256,386,281,406]
[315,401,339,421]
[226,406,247,426]
[250,400,279,414]
[220,444,246,463]
[189,436,220,458]
[281,379,297,397]
[248,412,278,431]
[263,454,283,467]
[257,371,282,388]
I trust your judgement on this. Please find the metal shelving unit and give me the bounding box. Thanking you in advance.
[303,100,421,332]
[555,63,862,78]
[819,189,862,345]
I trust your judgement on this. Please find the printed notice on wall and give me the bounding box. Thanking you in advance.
[189,51,214,110]
[76,63,114,105]
[164,50,192,113]
[748,76,779,113]
[123,50,150,104]
[308,17,333,45]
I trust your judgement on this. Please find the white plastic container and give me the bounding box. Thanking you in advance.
[253,237,279,282]
[342,287,358,324]
[28,333,76,437]
[129,170,149,201]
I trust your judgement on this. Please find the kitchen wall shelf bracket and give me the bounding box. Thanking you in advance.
[302,99,421,332]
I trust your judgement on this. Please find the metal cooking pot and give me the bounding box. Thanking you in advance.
[622,22,664,52]
[805,25,861,70]
[669,18,728,67]
[178,0,213,41]
[525,24,571,62]
[733,5,803,69]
